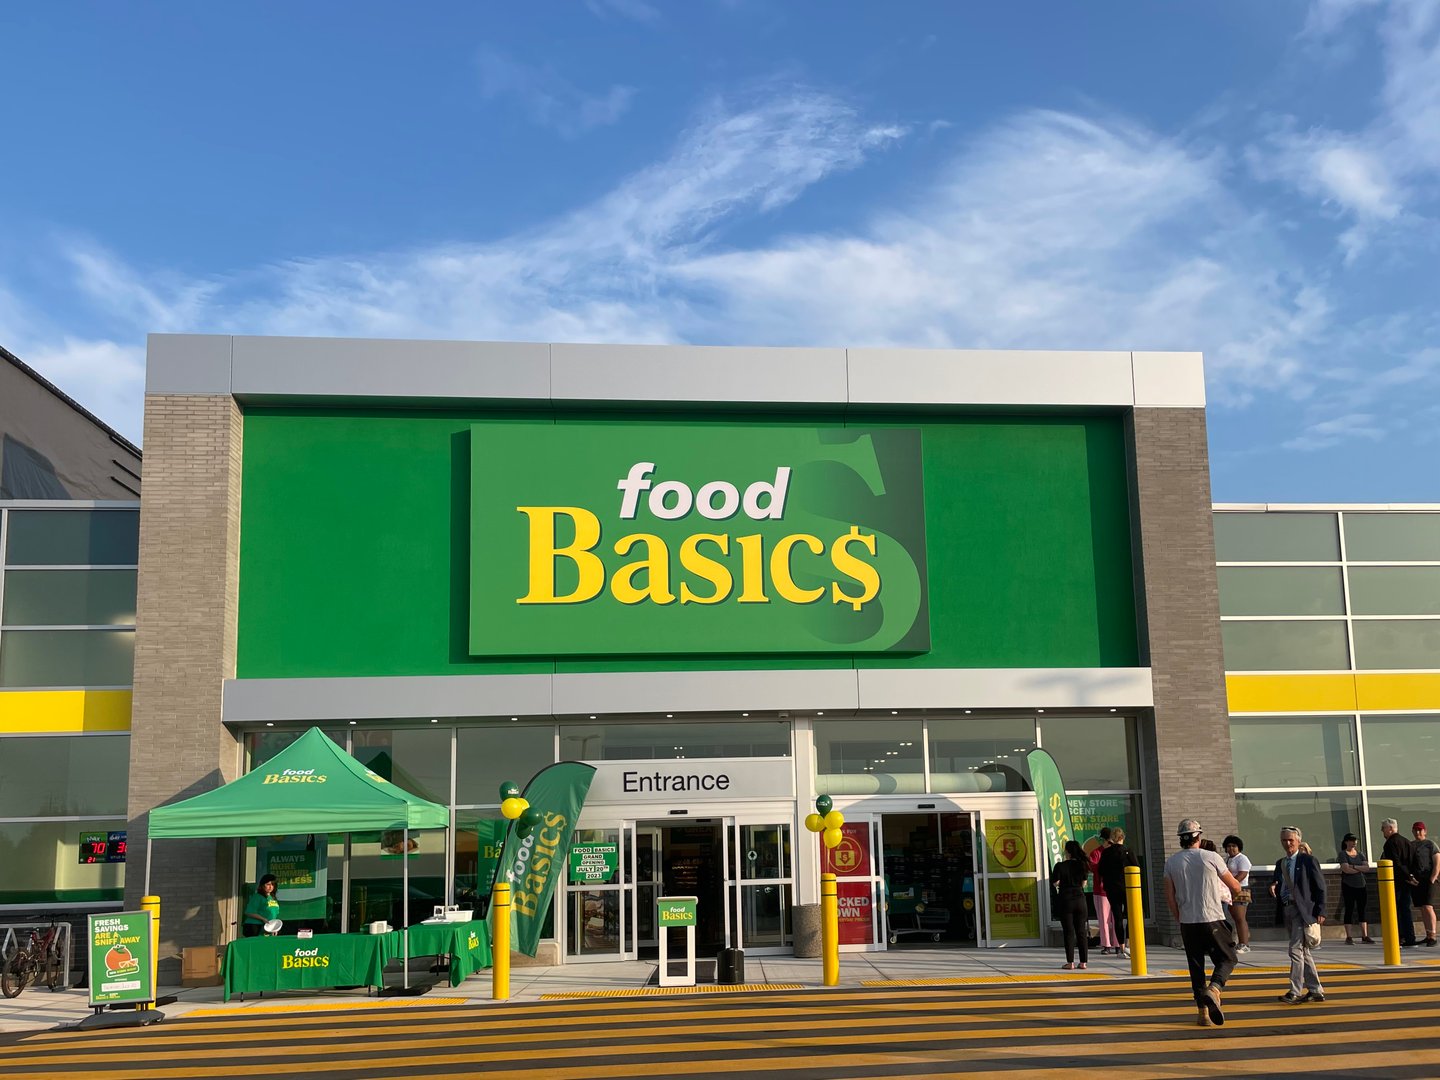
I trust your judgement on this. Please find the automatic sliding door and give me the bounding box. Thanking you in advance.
[565,826,626,961]
[729,821,793,951]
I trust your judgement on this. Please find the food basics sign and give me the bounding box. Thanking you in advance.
[469,424,930,656]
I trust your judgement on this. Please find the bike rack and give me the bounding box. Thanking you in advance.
[1,922,73,989]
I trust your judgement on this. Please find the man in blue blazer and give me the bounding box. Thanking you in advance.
[1269,825,1327,1003]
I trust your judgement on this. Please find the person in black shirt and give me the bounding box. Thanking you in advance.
[1098,827,1140,956]
[1380,819,1417,947]
[1051,840,1092,969]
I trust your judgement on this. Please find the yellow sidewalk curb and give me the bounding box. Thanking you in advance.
[182,997,469,1016]
[543,983,805,999]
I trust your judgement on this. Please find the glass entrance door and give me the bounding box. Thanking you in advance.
[565,825,626,962]
[878,811,981,947]
[727,821,793,952]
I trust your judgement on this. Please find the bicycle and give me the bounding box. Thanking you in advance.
[1,918,66,998]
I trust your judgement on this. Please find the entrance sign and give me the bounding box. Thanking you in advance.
[568,843,619,884]
[87,911,154,1006]
[656,896,698,987]
[588,758,795,803]
[469,424,930,657]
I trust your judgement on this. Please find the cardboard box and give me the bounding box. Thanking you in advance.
[181,945,222,987]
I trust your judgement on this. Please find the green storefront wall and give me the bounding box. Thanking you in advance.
[235,408,1139,678]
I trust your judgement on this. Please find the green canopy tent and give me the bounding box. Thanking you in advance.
[146,727,450,990]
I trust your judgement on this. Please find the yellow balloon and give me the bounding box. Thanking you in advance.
[823,827,843,849]
[823,810,845,830]
[500,797,525,820]
[804,813,824,833]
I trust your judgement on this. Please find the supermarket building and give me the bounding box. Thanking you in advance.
[103,334,1231,965]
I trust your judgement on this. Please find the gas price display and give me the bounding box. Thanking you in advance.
[78,831,127,864]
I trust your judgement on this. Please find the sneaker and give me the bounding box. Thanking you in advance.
[1361,937,1375,944]
[1344,937,1354,945]
[1426,938,1438,947]
[1236,944,1251,954]
[1203,984,1225,1026]
[1078,962,1087,970]
[1278,991,1303,1004]
[1121,946,1130,958]
[1301,990,1325,1003]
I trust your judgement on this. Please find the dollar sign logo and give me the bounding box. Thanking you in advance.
[830,526,880,611]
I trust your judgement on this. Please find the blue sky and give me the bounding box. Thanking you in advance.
[2,1,1437,501]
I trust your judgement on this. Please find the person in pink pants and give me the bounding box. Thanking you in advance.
[1091,827,1118,954]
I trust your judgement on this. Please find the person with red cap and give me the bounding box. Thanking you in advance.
[1412,822,1439,947]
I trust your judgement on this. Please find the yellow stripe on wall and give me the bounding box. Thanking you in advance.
[0,690,132,733]
[1228,673,1440,714]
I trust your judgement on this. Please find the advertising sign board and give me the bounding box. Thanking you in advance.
[470,424,930,656]
[87,911,154,1006]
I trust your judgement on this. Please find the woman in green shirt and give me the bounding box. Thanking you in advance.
[243,874,280,937]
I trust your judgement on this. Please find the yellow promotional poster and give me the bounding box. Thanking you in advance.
[984,818,1035,874]
[988,880,1041,939]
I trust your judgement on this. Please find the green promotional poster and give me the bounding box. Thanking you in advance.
[257,839,328,919]
[569,843,619,884]
[1027,748,1076,875]
[87,911,153,1006]
[488,761,596,956]
[469,424,929,656]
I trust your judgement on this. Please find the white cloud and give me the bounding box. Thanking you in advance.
[20,338,146,443]
[1282,412,1387,451]
[476,49,636,138]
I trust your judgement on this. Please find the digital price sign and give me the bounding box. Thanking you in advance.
[78,831,128,864]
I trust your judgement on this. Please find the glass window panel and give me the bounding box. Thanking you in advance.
[1036,715,1139,790]
[1221,621,1349,671]
[245,728,349,770]
[1349,568,1440,616]
[1352,620,1440,670]
[556,720,791,761]
[0,818,126,904]
[454,810,507,913]
[4,510,139,566]
[1343,513,1440,562]
[1235,794,1361,864]
[0,628,134,687]
[346,829,445,933]
[1230,716,1358,788]
[1360,715,1440,786]
[1213,512,1339,563]
[815,719,924,795]
[456,724,556,804]
[241,835,345,933]
[351,727,452,804]
[1217,567,1345,616]
[2,569,138,626]
[926,716,1036,793]
[1366,792,1440,850]
[0,734,129,816]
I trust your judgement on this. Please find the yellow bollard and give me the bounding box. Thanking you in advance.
[821,872,839,987]
[1123,866,1147,976]
[140,895,160,1009]
[491,882,511,1001]
[1378,859,1402,967]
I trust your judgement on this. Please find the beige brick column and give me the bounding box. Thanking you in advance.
[1129,408,1235,942]
[126,394,243,971]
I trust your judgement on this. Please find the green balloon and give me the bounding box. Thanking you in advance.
[499,781,522,801]
[815,794,833,815]
[517,806,542,837]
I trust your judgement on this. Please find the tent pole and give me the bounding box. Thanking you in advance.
[144,836,153,896]
[402,827,410,990]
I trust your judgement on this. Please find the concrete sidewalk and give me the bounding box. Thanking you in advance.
[2,939,1430,1035]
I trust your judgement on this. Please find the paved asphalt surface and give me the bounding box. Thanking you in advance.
[3,966,1438,1079]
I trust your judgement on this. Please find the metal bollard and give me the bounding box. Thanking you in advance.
[141,895,161,1009]
[821,872,839,987]
[492,882,511,1000]
[1378,859,1402,967]
[1123,866,1147,976]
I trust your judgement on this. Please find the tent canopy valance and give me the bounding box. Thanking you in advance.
[147,727,448,838]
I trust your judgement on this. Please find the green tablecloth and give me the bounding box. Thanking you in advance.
[403,921,492,987]
[223,932,397,1001]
